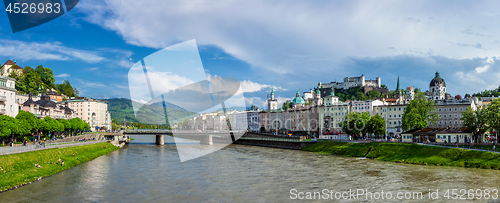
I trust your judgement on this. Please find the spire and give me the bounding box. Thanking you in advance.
[330,86,335,96]
[270,87,274,95]
[396,75,401,90]
[435,71,440,78]
[296,89,300,97]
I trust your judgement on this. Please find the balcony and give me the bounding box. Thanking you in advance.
[0,109,5,115]
[0,96,6,102]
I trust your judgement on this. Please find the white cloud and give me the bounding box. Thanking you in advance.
[77,0,500,76]
[0,39,105,63]
[240,80,286,93]
[476,65,489,73]
[54,73,70,78]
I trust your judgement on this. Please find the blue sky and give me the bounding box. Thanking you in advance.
[1,0,500,109]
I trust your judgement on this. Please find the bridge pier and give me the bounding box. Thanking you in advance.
[155,135,164,145]
[200,135,213,145]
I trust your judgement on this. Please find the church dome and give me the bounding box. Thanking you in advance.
[430,71,446,87]
[292,90,305,104]
[292,96,305,104]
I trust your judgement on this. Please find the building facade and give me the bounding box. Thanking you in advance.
[0,60,22,77]
[0,76,18,117]
[374,104,407,136]
[22,93,73,119]
[64,97,111,131]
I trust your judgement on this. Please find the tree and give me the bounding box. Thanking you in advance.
[340,112,370,138]
[461,106,490,143]
[488,98,500,138]
[464,93,471,98]
[0,115,17,144]
[402,92,439,131]
[15,110,38,134]
[366,90,381,99]
[58,119,70,135]
[381,84,387,88]
[368,114,386,136]
[35,65,55,92]
[56,80,79,98]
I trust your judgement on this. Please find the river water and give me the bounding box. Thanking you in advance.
[1,135,500,202]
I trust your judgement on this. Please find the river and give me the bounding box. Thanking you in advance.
[1,135,500,202]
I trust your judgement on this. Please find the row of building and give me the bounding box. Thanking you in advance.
[0,60,111,131]
[180,71,491,143]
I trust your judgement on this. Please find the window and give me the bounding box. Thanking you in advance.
[437,135,440,139]
[399,108,401,111]
[439,108,442,112]
[454,108,457,111]
[460,107,463,111]
[389,115,392,118]
[444,108,446,112]
[449,108,452,111]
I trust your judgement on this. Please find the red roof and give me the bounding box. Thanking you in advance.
[3,59,15,66]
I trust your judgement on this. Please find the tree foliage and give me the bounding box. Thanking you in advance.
[461,106,490,143]
[0,111,89,141]
[368,114,386,136]
[340,112,371,137]
[489,98,500,138]
[10,65,79,97]
[402,92,439,131]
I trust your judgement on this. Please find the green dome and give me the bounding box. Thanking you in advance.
[292,96,305,104]
[315,85,321,94]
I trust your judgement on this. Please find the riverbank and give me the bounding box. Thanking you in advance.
[0,142,120,192]
[302,142,500,169]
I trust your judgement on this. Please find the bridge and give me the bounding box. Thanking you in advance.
[102,130,317,149]
[121,129,247,145]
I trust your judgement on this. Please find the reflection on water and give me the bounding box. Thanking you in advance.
[1,136,500,202]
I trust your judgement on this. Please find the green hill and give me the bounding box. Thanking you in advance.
[104,98,196,125]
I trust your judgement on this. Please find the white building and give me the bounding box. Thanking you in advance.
[0,76,18,117]
[63,97,111,131]
[405,86,415,102]
[247,110,259,131]
[319,74,381,90]
[0,60,22,77]
[350,100,383,116]
[374,104,407,137]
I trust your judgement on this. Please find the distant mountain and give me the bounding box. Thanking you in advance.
[147,101,187,111]
[104,98,196,125]
[217,106,249,112]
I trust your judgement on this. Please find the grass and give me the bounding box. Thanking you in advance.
[302,142,500,170]
[0,142,120,191]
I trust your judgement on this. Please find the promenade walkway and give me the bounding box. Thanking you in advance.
[0,140,107,156]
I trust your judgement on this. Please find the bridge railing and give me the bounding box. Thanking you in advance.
[123,129,172,133]
[238,137,313,143]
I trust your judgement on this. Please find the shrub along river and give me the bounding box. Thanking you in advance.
[1,135,500,202]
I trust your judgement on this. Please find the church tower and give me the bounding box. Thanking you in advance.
[267,88,278,110]
[429,71,446,101]
[313,85,323,106]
